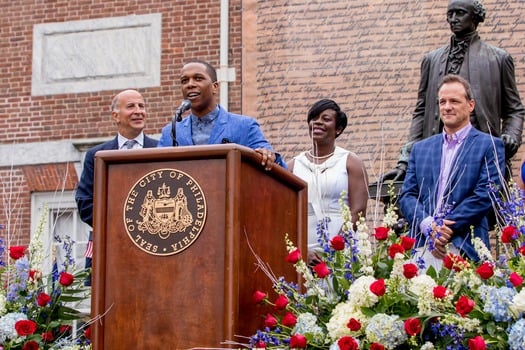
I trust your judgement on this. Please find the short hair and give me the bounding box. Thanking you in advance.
[307,99,348,137]
[472,0,486,24]
[439,74,474,100]
[110,94,120,112]
[184,59,218,82]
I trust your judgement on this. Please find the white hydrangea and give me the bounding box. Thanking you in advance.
[347,276,379,308]
[510,288,525,317]
[326,301,367,341]
[409,275,437,297]
[0,294,7,315]
[420,341,436,350]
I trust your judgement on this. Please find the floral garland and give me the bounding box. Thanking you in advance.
[249,183,525,350]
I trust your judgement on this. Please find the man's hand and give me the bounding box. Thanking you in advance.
[501,134,519,159]
[255,148,276,171]
[378,162,407,183]
[430,219,455,259]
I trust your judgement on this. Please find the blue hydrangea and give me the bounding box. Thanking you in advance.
[480,286,516,322]
[0,312,27,343]
[508,318,525,350]
[365,313,407,349]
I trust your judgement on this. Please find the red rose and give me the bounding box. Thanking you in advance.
[59,325,72,334]
[29,269,41,281]
[313,261,330,278]
[475,262,494,279]
[42,331,54,342]
[370,343,385,350]
[468,335,486,350]
[400,236,416,250]
[338,336,359,350]
[264,313,277,328]
[509,272,524,287]
[388,244,405,258]
[433,285,449,299]
[37,292,52,307]
[281,312,297,327]
[274,294,288,310]
[456,295,475,317]
[370,279,386,296]
[331,235,345,250]
[443,253,468,272]
[501,226,519,243]
[9,246,26,260]
[84,326,91,339]
[346,318,361,331]
[22,341,39,350]
[286,248,301,264]
[253,290,267,304]
[289,334,307,348]
[59,271,74,286]
[374,227,389,240]
[254,340,266,348]
[402,263,418,279]
[15,320,37,336]
[404,318,422,336]
[519,245,525,256]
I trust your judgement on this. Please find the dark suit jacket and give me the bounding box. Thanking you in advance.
[157,105,287,168]
[399,128,505,261]
[75,135,158,227]
[400,33,524,163]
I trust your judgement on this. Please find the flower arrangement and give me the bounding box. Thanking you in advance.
[0,211,92,350]
[250,184,525,350]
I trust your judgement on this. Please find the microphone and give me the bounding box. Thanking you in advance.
[174,99,192,122]
[171,100,191,146]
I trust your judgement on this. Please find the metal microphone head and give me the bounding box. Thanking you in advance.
[178,99,192,113]
[175,100,192,121]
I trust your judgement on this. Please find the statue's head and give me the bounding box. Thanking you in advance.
[447,0,486,36]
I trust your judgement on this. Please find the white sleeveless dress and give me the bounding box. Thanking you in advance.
[292,146,349,249]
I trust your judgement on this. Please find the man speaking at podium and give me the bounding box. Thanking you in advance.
[157,59,286,171]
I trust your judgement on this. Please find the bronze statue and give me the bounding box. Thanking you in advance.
[380,0,524,182]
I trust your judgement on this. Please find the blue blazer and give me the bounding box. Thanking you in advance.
[399,128,505,260]
[75,135,158,227]
[158,105,286,168]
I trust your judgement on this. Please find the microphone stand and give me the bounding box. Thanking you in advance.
[171,111,182,147]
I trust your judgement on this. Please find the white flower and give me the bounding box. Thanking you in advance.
[293,312,325,343]
[347,275,379,308]
[0,293,6,315]
[510,288,525,317]
[420,341,435,350]
[326,302,367,340]
[409,274,437,297]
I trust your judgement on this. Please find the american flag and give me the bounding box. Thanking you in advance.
[85,240,93,258]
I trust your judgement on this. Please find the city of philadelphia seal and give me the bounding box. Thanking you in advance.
[123,168,207,256]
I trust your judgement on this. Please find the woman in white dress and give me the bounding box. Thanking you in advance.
[287,99,369,264]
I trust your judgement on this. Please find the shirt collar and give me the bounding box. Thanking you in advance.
[118,132,144,149]
[443,123,471,145]
[190,105,219,125]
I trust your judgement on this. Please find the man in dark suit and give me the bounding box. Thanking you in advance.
[75,89,158,285]
[381,0,524,182]
[157,59,286,171]
[399,75,504,271]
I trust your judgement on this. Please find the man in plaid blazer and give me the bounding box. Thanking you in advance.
[399,75,504,270]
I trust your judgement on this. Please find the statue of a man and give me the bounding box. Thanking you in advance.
[380,0,524,182]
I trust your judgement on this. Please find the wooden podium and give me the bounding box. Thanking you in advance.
[91,144,307,349]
